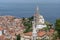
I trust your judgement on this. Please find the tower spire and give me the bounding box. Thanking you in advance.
[36,6,39,12]
[36,5,39,15]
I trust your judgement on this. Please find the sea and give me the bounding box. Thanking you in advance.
[0,3,60,23]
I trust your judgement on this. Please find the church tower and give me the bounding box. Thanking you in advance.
[32,6,39,40]
[32,6,47,40]
[34,6,45,25]
[34,6,46,29]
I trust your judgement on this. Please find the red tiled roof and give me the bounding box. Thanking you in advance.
[37,31,46,37]
[0,35,5,40]
[0,27,3,30]
[47,29,54,36]
[24,29,54,37]
[24,31,46,37]
[24,32,32,36]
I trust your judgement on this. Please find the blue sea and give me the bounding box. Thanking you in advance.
[0,3,60,23]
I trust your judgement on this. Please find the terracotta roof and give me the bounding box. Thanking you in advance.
[24,32,32,36]
[0,27,3,30]
[37,31,46,37]
[49,29,54,35]
[24,29,54,37]
[0,35,5,40]
[24,31,46,37]
[47,29,54,35]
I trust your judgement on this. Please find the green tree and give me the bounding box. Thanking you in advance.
[28,16,34,21]
[16,34,20,40]
[55,19,60,38]
[23,16,33,33]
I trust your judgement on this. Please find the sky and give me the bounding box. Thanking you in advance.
[0,0,60,3]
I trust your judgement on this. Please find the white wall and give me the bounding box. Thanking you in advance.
[21,37,25,40]
[0,31,2,36]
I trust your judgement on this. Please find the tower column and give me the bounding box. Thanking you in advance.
[32,21,37,40]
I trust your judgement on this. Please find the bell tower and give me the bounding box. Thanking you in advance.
[32,5,47,40]
[32,6,39,40]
